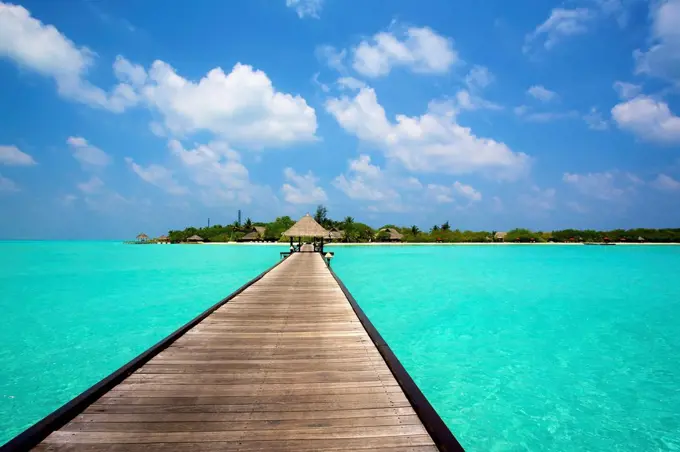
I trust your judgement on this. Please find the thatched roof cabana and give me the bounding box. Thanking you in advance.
[136,233,149,241]
[638,236,645,242]
[282,214,328,238]
[239,230,261,242]
[328,228,345,241]
[379,228,403,242]
[254,226,266,236]
[186,234,204,243]
[494,231,507,241]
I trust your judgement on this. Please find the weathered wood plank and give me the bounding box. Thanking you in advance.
[62,415,423,432]
[72,407,418,423]
[44,424,429,443]
[36,437,438,451]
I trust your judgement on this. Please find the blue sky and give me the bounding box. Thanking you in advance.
[1,0,679,239]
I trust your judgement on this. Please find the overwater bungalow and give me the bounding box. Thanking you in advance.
[379,228,404,242]
[494,231,507,242]
[156,235,170,244]
[136,233,149,243]
[186,234,204,243]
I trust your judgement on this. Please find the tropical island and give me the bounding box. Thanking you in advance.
[146,205,680,244]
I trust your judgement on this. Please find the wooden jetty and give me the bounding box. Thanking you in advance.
[6,252,463,451]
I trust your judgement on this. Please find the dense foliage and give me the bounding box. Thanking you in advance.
[165,205,680,243]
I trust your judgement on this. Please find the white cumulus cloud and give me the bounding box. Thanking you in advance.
[281,168,327,204]
[326,88,530,179]
[611,95,680,143]
[0,145,36,166]
[125,157,187,195]
[352,26,457,77]
[0,3,140,112]
[634,0,680,83]
[141,61,317,148]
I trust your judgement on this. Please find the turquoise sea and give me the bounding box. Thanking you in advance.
[2,242,680,451]
[332,245,680,451]
[0,241,282,445]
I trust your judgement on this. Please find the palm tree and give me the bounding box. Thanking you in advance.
[441,221,451,231]
[432,225,440,232]
[244,218,253,229]
[411,225,420,235]
[231,220,240,231]
[343,216,355,242]
[314,205,328,225]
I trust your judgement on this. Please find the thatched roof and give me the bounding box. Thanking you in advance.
[157,235,169,240]
[254,226,266,235]
[494,232,507,240]
[187,234,204,242]
[380,228,403,240]
[239,231,261,241]
[638,236,645,241]
[282,214,329,238]
[328,228,345,240]
[136,233,149,240]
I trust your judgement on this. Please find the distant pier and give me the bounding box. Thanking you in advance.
[5,252,463,451]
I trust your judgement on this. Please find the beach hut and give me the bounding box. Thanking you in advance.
[638,236,645,243]
[379,228,404,242]
[494,231,507,242]
[239,226,266,242]
[136,233,149,243]
[327,228,345,242]
[156,235,169,244]
[282,213,329,252]
[186,234,204,243]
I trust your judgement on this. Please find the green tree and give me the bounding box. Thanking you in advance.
[314,205,328,226]
[376,229,391,242]
[441,221,451,231]
[411,225,420,235]
[343,216,356,242]
[244,218,253,230]
[264,216,295,241]
[432,225,440,232]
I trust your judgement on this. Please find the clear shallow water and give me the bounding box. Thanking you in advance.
[331,245,680,452]
[0,241,282,445]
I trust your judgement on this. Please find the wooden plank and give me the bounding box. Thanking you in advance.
[72,407,418,423]
[61,415,423,432]
[35,440,438,452]
[44,424,429,443]
[85,400,414,414]
[27,252,445,451]
[35,439,438,452]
